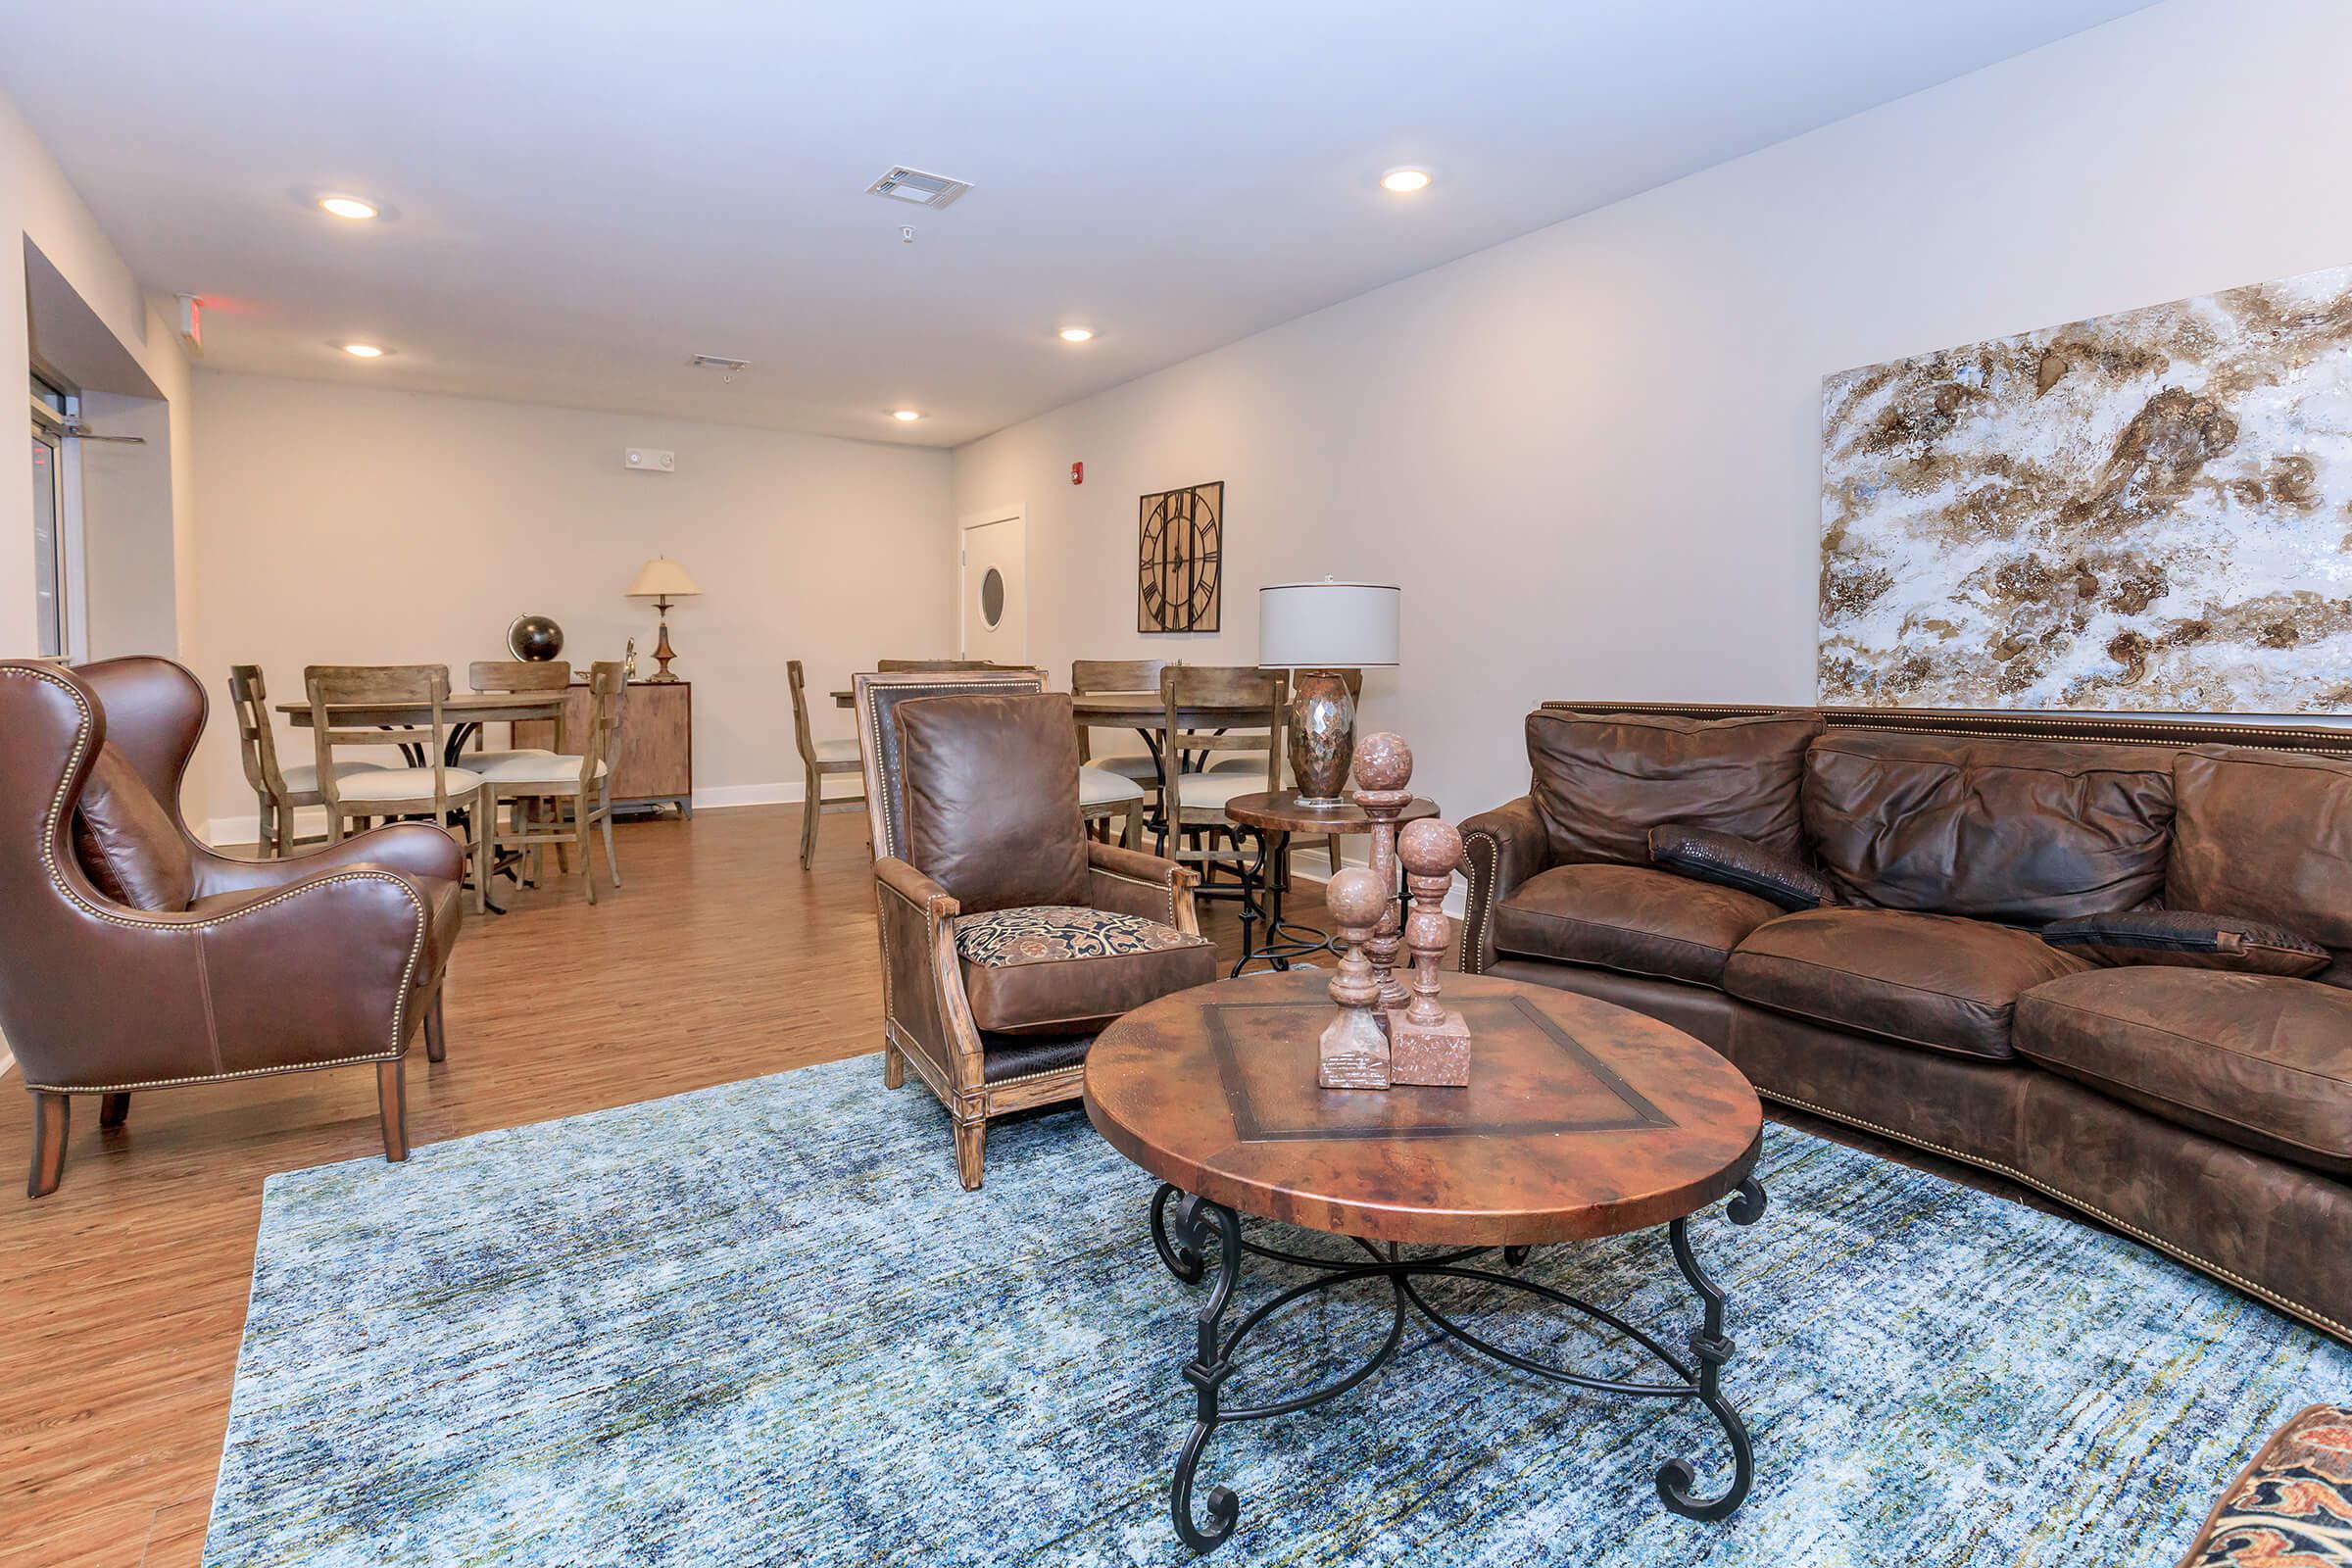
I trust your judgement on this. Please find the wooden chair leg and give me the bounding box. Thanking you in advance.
[954,1118,986,1191]
[599,801,621,888]
[883,1043,906,1090]
[1124,798,1145,851]
[27,1092,69,1198]
[800,768,821,870]
[576,798,596,906]
[98,1093,129,1128]
[423,989,447,1063]
[377,1059,409,1162]
[469,792,491,915]
[1325,835,1345,881]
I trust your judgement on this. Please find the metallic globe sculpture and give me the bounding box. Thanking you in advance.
[507,614,565,662]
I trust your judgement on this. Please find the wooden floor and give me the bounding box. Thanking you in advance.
[0,805,1327,1568]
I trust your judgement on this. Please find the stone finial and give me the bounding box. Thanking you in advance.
[1351,731,1412,794]
[1390,817,1469,1086]
[1318,866,1393,1091]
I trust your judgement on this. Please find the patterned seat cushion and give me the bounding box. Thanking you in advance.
[954,905,1216,1036]
[2175,1404,2352,1567]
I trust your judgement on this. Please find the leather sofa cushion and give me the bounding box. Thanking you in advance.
[2015,968,2352,1176]
[2171,748,2352,950]
[1648,824,1836,911]
[2040,908,2329,977]
[1725,908,2090,1060]
[71,743,193,911]
[955,905,1215,1035]
[1525,710,1819,866]
[1493,862,1784,987]
[898,692,1090,913]
[1802,733,2175,921]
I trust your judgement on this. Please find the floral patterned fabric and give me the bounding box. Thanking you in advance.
[2179,1405,2352,1567]
[953,905,1204,968]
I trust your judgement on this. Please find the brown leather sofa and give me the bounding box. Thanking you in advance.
[855,672,1218,1190]
[1461,702,2352,1346]
[0,658,466,1195]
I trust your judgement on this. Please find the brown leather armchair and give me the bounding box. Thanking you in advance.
[0,658,466,1197]
[855,672,1217,1189]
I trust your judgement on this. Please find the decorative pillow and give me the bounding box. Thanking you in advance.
[1647,824,1836,912]
[71,742,193,911]
[2174,1404,2352,1568]
[2040,909,2330,977]
[953,906,1217,1036]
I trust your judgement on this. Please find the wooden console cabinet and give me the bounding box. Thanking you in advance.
[511,679,694,817]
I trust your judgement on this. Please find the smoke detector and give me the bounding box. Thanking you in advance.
[866,167,971,210]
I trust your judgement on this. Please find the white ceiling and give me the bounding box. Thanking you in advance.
[1,1,2154,448]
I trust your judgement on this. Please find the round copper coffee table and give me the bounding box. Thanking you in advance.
[1084,968,1767,1553]
[1220,789,1437,977]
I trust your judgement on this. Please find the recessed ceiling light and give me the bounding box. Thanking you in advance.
[891,409,922,421]
[1379,167,1433,195]
[341,343,387,359]
[1057,326,1096,344]
[318,196,379,220]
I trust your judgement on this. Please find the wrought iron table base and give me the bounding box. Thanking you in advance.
[1148,1177,1767,1554]
[1229,829,1332,977]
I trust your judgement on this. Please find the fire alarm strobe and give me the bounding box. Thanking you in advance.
[1070,461,1084,485]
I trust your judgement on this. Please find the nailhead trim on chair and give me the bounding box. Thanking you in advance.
[5,665,428,1075]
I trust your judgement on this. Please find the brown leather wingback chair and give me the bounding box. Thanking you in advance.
[0,658,466,1197]
[855,672,1217,1189]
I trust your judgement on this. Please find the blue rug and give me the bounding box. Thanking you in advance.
[204,1055,2352,1566]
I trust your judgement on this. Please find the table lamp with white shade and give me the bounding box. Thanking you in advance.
[1258,578,1400,808]
[627,557,703,683]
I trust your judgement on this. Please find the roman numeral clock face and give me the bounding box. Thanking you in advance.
[1137,481,1223,633]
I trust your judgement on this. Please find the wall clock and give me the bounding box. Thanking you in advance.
[1137,481,1223,633]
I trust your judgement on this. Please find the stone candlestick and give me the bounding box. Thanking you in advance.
[1389,817,1471,1087]
[1317,866,1393,1091]
[1349,731,1414,1015]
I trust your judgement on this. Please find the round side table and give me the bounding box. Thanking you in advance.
[1220,789,1436,977]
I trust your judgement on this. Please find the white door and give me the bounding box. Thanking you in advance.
[959,508,1026,662]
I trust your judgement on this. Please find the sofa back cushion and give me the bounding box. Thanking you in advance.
[72,742,194,911]
[1526,710,1819,867]
[2171,748,2352,952]
[1803,733,2174,922]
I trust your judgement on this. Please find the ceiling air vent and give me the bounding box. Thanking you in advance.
[865,167,971,209]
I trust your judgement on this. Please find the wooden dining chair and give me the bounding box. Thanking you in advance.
[304,664,490,911]
[1071,658,1167,784]
[226,664,386,856]
[479,661,626,904]
[1154,665,1287,947]
[789,660,865,870]
[464,660,571,772]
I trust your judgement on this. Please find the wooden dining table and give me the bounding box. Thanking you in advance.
[278,690,567,767]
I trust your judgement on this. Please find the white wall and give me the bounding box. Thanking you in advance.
[186,372,953,839]
[1,91,195,662]
[953,0,2352,831]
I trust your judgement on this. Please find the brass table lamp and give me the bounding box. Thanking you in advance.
[626,557,703,682]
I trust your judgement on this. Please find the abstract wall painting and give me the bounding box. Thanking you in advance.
[1820,263,2352,712]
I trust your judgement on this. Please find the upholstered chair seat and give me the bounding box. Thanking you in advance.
[1078,765,1147,808]
[464,747,560,774]
[858,672,1213,1189]
[1092,752,1160,781]
[279,759,388,794]
[954,904,1211,1034]
[1173,768,1270,808]
[335,764,486,801]
[810,737,861,764]
[472,753,608,786]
